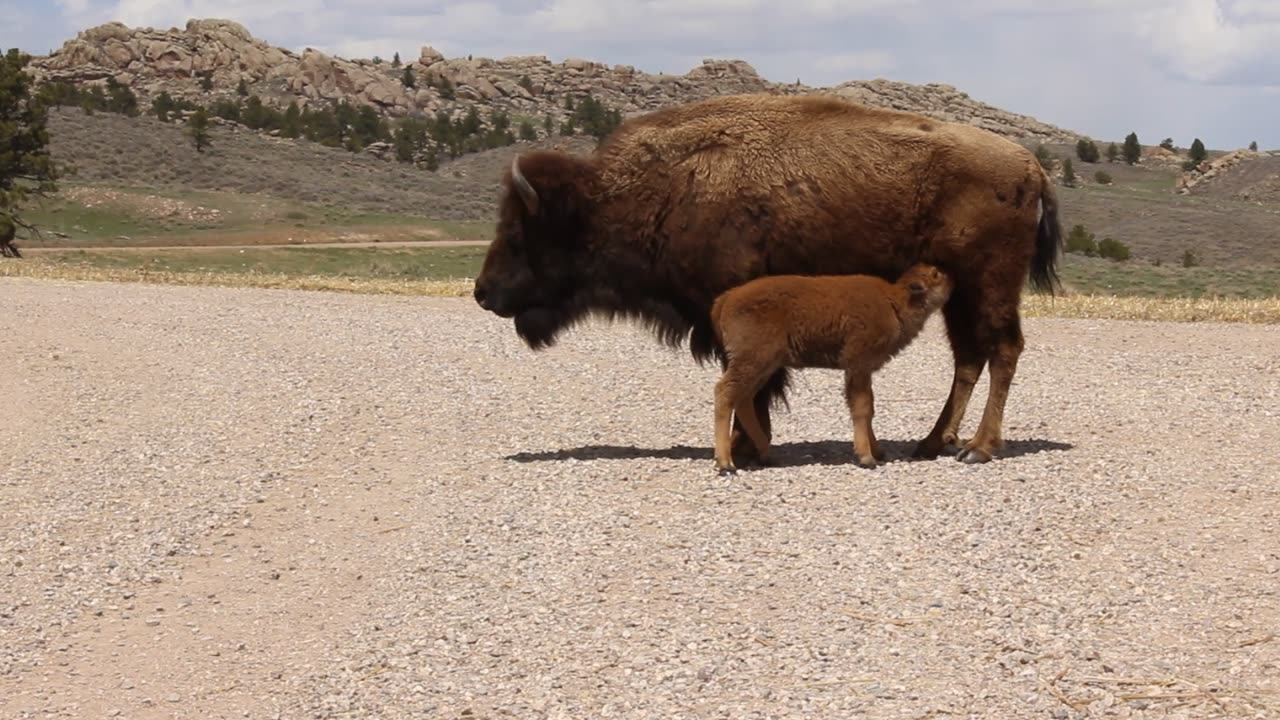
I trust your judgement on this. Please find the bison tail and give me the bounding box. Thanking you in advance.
[1029,171,1063,295]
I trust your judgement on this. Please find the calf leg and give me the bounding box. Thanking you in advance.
[866,384,887,462]
[844,371,879,468]
[714,358,778,475]
[731,368,787,464]
[914,294,988,459]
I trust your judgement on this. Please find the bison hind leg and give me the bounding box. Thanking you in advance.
[914,289,987,460]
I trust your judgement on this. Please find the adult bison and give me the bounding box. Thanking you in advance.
[473,92,1062,464]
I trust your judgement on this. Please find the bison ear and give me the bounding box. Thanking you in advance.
[509,155,540,216]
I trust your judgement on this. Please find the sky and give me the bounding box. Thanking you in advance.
[3,0,1278,150]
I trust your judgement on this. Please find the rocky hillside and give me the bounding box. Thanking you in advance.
[29,18,1077,142]
[1179,149,1280,203]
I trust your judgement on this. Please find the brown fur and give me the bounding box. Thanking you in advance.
[473,92,1062,464]
[709,263,953,473]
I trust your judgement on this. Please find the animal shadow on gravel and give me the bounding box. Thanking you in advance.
[506,438,1072,468]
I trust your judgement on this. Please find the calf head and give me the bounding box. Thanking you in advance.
[899,263,954,311]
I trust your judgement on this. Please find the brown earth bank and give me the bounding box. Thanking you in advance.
[1,278,1278,719]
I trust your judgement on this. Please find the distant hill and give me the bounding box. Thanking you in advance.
[29,18,1077,143]
[32,108,1280,269]
[15,18,1280,270]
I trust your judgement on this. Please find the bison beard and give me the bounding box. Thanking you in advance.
[474,93,1063,465]
[513,306,574,350]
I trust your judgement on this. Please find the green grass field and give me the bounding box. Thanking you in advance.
[28,246,489,280]
[17,184,491,247]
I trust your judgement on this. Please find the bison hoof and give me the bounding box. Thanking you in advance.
[957,446,993,464]
[872,446,888,462]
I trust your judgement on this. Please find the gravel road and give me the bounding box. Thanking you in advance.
[2,277,1278,720]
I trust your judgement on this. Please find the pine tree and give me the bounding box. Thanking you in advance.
[186,107,212,152]
[391,52,401,68]
[1061,157,1077,187]
[1249,140,1259,152]
[281,101,302,138]
[1,48,59,256]
[402,66,415,88]
[1122,132,1142,165]
[1187,138,1207,168]
[1106,142,1119,163]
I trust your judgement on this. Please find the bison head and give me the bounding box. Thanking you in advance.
[473,151,601,350]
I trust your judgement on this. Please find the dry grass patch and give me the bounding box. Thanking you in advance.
[5,259,1278,324]
[1023,293,1280,324]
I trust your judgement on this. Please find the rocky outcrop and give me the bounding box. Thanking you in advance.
[28,18,1078,142]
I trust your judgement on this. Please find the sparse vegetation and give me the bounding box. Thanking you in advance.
[1034,144,1054,170]
[1075,138,1100,163]
[1097,236,1131,262]
[1183,249,1200,268]
[1160,138,1175,151]
[1249,141,1259,152]
[1093,170,1112,185]
[1065,224,1097,256]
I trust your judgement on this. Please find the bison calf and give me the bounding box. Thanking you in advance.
[710,263,954,473]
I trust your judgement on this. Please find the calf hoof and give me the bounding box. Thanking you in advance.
[855,456,878,469]
[957,445,993,464]
[716,463,738,476]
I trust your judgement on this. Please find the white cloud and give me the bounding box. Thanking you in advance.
[1135,0,1280,86]
[110,0,326,31]
[813,51,896,77]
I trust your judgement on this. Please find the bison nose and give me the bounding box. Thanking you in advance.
[473,283,490,310]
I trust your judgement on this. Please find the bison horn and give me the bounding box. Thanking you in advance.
[510,156,539,216]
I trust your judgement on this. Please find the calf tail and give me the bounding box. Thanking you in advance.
[1029,169,1063,295]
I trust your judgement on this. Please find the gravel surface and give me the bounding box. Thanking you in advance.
[2,276,1278,720]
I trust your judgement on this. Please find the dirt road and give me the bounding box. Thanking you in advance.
[20,239,490,253]
[2,277,1278,719]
